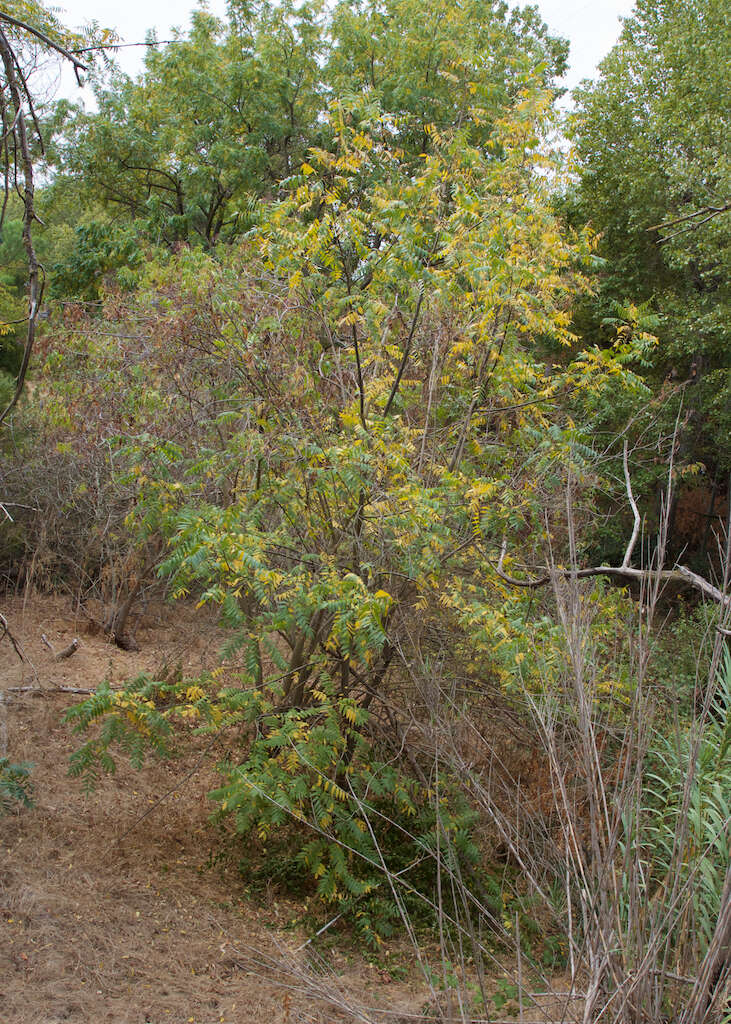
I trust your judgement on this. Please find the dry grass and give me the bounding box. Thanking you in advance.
[0,595,425,1024]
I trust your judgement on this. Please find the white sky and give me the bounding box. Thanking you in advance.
[51,0,637,104]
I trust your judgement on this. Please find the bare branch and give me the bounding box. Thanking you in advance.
[383,282,424,416]
[0,10,87,79]
[0,10,86,425]
[649,201,730,233]
[70,40,175,55]
[493,427,729,606]
[621,438,641,568]
[0,611,26,663]
[489,552,730,607]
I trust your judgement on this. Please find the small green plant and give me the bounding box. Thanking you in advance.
[638,650,731,958]
[210,682,482,947]
[541,933,568,971]
[0,758,34,814]
[645,601,717,718]
[492,977,519,1013]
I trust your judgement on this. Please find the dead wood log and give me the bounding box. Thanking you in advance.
[55,638,80,660]
[41,634,80,660]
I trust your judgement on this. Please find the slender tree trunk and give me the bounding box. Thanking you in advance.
[0,28,41,427]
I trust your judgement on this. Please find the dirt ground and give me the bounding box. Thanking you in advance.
[0,595,427,1024]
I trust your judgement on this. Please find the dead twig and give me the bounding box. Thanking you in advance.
[111,730,222,848]
[1,611,27,663]
[6,684,93,695]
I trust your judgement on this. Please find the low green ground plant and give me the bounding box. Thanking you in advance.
[0,757,34,814]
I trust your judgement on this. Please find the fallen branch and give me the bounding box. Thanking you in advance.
[5,684,94,695]
[41,634,80,659]
[56,638,80,660]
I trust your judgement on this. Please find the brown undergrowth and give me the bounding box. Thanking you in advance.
[0,595,425,1024]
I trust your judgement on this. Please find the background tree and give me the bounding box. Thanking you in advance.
[0,1,110,420]
[45,0,568,264]
[571,0,730,481]
[52,3,325,250]
[326,0,568,158]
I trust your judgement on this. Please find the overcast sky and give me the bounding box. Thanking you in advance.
[52,0,638,103]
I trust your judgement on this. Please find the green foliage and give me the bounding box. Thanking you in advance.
[65,665,481,945]
[49,220,146,300]
[492,978,521,1013]
[0,757,34,814]
[639,652,731,957]
[41,0,569,293]
[645,601,717,715]
[65,677,177,789]
[571,0,731,475]
[326,0,568,155]
[50,4,325,251]
[0,199,26,376]
[213,685,480,946]
[0,1,90,46]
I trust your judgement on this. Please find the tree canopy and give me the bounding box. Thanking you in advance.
[46,0,568,249]
[572,0,730,474]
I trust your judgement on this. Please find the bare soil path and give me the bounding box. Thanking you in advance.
[0,595,424,1024]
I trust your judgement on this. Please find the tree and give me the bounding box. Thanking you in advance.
[571,0,731,477]
[62,75,639,942]
[326,0,568,158]
[46,0,568,260]
[0,2,109,423]
[0,192,26,383]
[53,4,325,249]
